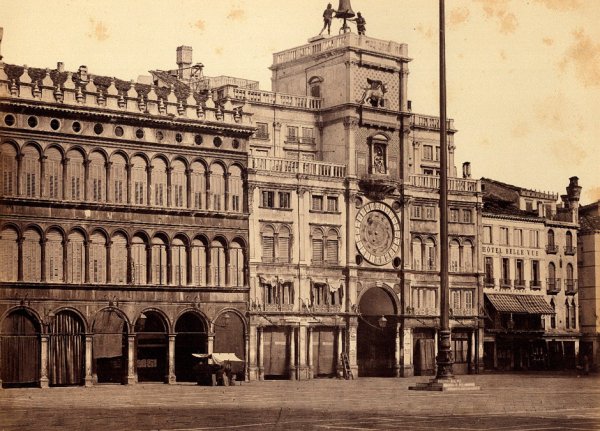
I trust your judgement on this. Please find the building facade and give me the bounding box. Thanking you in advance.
[578,200,600,369]
[481,178,581,371]
[0,49,253,387]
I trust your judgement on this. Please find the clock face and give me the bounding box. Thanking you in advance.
[355,202,401,266]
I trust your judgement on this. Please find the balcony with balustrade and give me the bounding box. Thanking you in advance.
[565,279,578,295]
[564,245,576,256]
[514,279,526,290]
[216,85,322,110]
[407,174,480,193]
[500,279,512,289]
[546,278,561,294]
[546,244,559,254]
[250,156,346,179]
[529,280,542,291]
[484,277,495,288]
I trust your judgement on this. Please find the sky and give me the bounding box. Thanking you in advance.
[1,0,599,204]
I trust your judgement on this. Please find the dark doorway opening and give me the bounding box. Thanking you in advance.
[93,309,127,384]
[175,312,207,382]
[135,311,168,382]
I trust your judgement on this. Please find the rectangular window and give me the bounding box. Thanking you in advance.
[194,192,202,209]
[114,180,123,203]
[327,196,338,212]
[462,209,472,224]
[435,146,440,161]
[483,226,492,244]
[256,122,269,139]
[213,194,221,211]
[530,230,539,248]
[262,237,274,262]
[423,145,433,160]
[411,205,422,219]
[301,127,314,143]
[514,229,523,247]
[232,195,240,212]
[531,260,540,285]
[424,206,435,220]
[525,200,533,211]
[501,258,510,285]
[325,239,338,263]
[449,208,460,223]
[500,227,509,245]
[286,126,298,142]
[312,195,323,211]
[464,291,473,309]
[279,192,290,209]
[515,259,524,286]
[485,257,494,284]
[261,190,275,208]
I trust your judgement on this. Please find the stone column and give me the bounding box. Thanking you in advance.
[348,317,358,377]
[223,172,230,211]
[61,157,69,199]
[207,322,215,354]
[83,159,91,201]
[146,244,153,284]
[62,239,69,283]
[105,161,112,202]
[40,239,47,282]
[258,326,264,380]
[39,155,47,197]
[394,322,401,377]
[245,331,250,382]
[17,237,24,281]
[166,166,173,208]
[167,334,176,384]
[343,117,358,177]
[146,165,153,206]
[85,334,93,387]
[248,324,258,381]
[298,324,308,380]
[336,326,344,377]
[289,326,296,380]
[402,327,414,377]
[40,334,49,388]
[16,154,23,196]
[185,168,192,209]
[125,163,132,204]
[127,334,136,384]
[105,241,112,284]
[307,327,314,379]
[205,170,211,211]
[84,240,90,284]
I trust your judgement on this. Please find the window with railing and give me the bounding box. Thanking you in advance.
[515,259,525,288]
[500,258,511,287]
[565,231,575,255]
[484,257,494,285]
[530,260,541,289]
[546,229,558,253]
[255,122,269,139]
[311,282,342,307]
[264,281,294,307]
[550,299,556,328]
[547,262,559,293]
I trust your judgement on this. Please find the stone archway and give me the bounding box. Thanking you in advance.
[175,312,208,382]
[135,311,168,382]
[49,310,85,386]
[214,312,245,379]
[92,309,128,384]
[1,309,41,387]
[357,286,397,377]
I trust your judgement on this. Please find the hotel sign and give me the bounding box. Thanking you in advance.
[482,245,540,257]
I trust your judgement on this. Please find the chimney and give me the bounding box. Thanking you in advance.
[462,162,471,179]
[566,176,582,223]
[176,46,193,80]
[560,194,569,209]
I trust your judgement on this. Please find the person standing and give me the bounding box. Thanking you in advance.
[319,3,337,36]
[350,12,366,35]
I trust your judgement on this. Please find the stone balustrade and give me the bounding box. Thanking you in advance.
[408,174,480,192]
[217,85,322,110]
[250,156,346,178]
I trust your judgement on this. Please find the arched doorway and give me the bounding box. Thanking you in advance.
[357,287,397,377]
[214,312,245,379]
[93,309,128,384]
[1,309,40,387]
[135,311,168,382]
[49,310,85,386]
[175,312,207,382]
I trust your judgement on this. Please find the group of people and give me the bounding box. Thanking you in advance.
[319,3,366,36]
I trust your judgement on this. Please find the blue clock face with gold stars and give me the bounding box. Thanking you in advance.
[355,202,401,266]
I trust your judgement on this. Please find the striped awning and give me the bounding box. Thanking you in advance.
[486,294,554,315]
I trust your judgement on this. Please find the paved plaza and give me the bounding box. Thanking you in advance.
[1,373,599,430]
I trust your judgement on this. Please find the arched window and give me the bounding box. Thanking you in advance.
[261,225,275,263]
[111,233,128,284]
[566,263,575,293]
[547,229,555,246]
[229,241,244,287]
[45,147,62,199]
[191,238,207,286]
[210,164,225,211]
[67,230,85,283]
[22,145,41,198]
[89,231,107,284]
[565,299,571,329]
[152,158,167,207]
[190,161,206,209]
[566,263,573,281]
[131,235,147,285]
[308,76,323,98]
[210,240,226,286]
[171,160,187,209]
[229,165,243,212]
[172,237,187,286]
[152,236,167,285]
[131,156,147,206]
[570,299,576,329]
[23,228,41,282]
[462,240,474,272]
[0,143,17,196]
[46,229,64,283]
[311,228,324,263]
[111,153,127,204]
[412,237,422,270]
[550,299,556,329]
[325,228,339,264]
[278,225,291,263]
[89,151,106,203]
[566,231,573,248]
[449,239,460,272]
[67,150,85,201]
[548,262,556,292]
[425,238,436,270]
[0,226,18,281]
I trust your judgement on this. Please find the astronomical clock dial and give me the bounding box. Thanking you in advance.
[354,202,401,266]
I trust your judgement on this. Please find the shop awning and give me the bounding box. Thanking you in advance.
[485,294,554,315]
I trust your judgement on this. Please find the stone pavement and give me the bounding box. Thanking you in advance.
[1,373,599,430]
